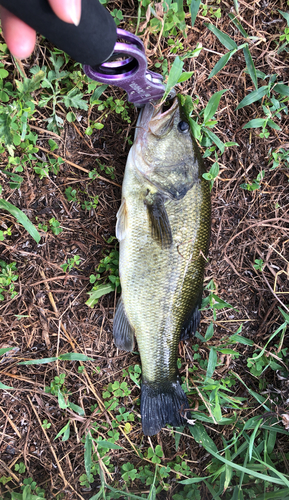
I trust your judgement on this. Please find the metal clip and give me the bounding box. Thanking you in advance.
[83,29,165,107]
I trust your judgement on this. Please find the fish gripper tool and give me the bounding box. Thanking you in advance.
[83,29,165,107]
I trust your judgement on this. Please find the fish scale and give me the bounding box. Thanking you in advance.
[114,96,211,435]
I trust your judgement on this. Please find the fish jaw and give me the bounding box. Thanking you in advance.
[133,99,180,179]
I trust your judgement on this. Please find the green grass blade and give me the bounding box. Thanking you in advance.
[0,199,40,243]
[84,432,92,478]
[267,429,277,455]
[0,347,14,355]
[105,484,145,500]
[254,458,289,486]
[206,23,238,50]
[88,486,105,500]
[69,402,85,416]
[278,10,289,26]
[203,89,227,123]
[233,0,239,14]
[93,439,123,450]
[204,129,225,154]
[209,50,236,79]
[174,426,184,451]
[243,118,267,129]
[59,353,94,361]
[274,83,289,97]
[163,56,184,101]
[267,119,281,130]
[228,13,248,37]
[206,348,217,379]
[206,447,288,485]
[90,84,108,104]
[86,283,115,307]
[224,444,233,491]
[203,480,222,500]
[18,357,58,365]
[247,321,286,363]
[243,44,258,89]
[255,489,289,499]
[189,423,218,453]
[179,476,212,484]
[249,419,262,460]
[278,307,289,323]
[229,334,254,345]
[236,86,268,109]
[177,71,194,83]
[147,485,157,500]
[190,0,201,27]
[232,372,271,411]
[0,382,15,390]
[58,389,68,409]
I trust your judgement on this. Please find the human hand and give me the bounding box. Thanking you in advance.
[0,0,81,59]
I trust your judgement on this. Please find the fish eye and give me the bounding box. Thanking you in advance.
[177,121,189,133]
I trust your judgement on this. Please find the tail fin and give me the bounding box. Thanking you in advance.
[140,378,190,436]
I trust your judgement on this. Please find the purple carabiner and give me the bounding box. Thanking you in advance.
[83,29,165,107]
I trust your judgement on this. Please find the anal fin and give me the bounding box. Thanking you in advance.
[180,292,202,341]
[113,297,135,351]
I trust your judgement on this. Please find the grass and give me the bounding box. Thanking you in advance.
[1,1,289,499]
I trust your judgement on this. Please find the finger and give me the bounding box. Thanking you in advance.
[0,6,36,59]
[48,0,81,26]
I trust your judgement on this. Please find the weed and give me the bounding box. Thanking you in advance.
[0,225,12,242]
[178,93,238,190]
[253,258,264,272]
[49,217,63,235]
[147,445,163,464]
[240,170,265,191]
[201,2,221,19]
[86,247,120,307]
[37,222,48,232]
[0,199,40,243]
[44,373,84,429]
[42,419,51,430]
[65,186,78,202]
[96,160,116,180]
[277,10,289,53]
[14,463,26,474]
[111,8,124,25]
[60,255,81,273]
[269,147,289,170]
[81,195,99,211]
[0,260,18,301]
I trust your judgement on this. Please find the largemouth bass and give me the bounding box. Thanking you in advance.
[113,95,211,435]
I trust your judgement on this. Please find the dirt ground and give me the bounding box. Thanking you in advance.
[1,1,289,498]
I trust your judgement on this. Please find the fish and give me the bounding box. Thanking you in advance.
[113,95,211,436]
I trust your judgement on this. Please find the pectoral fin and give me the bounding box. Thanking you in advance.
[145,192,172,248]
[116,199,127,241]
[113,297,135,351]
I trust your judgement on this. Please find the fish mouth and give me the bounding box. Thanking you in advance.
[135,97,179,140]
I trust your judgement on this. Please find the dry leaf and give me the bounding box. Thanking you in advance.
[155,2,164,18]
[281,414,289,430]
[139,3,151,33]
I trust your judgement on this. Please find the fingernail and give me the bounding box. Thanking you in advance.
[70,0,81,26]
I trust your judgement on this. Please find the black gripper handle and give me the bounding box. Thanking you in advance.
[0,0,117,66]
